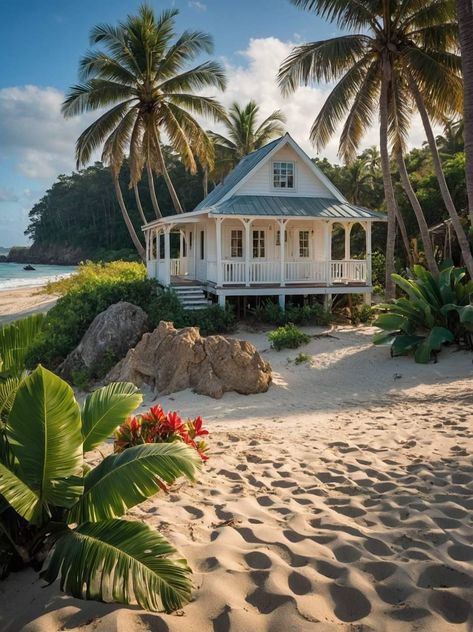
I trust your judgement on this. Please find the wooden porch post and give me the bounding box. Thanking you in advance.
[216,217,223,287]
[325,221,332,286]
[244,219,253,287]
[366,221,372,286]
[193,224,197,279]
[278,219,287,287]
[344,223,353,260]
[164,226,171,287]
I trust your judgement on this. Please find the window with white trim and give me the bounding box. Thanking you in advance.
[273,161,294,189]
[230,230,243,258]
[299,230,310,258]
[252,230,265,258]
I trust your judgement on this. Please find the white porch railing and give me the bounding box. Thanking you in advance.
[222,260,245,284]
[250,261,280,283]
[331,260,366,283]
[171,258,188,276]
[285,261,326,283]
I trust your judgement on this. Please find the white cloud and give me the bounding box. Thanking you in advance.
[0,187,18,203]
[214,37,437,163]
[0,85,96,179]
[188,1,207,11]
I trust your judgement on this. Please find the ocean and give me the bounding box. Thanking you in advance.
[0,263,76,291]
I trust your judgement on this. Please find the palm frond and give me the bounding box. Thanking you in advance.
[158,30,214,78]
[278,35,372,95]
[158,61,227,93]
[289,0,383,32]
[81,382,142,453]
[62,80,135,117]
[0,314,45,377]
[101,107,138,176]
[79,52,137,85]
[166,93,226,122]
[70,442,201,523]
[0,376,23,422]
[42,519,193,612]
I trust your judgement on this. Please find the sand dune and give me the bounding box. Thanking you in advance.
[1,327,473,631]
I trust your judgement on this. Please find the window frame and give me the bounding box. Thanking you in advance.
[299,230,310,258]
[252,229,266,259]
[230,229,243,258]
[272,160,295,190]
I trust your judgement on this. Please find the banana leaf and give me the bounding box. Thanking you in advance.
[414,327,454,364]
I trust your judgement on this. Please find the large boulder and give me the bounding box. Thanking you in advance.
[105,321,272,399]
[58,301,149,381]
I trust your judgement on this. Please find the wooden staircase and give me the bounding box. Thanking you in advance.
[172,285,211,311]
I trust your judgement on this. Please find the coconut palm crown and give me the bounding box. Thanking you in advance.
[208,101,286,182]
[63,4,227,216]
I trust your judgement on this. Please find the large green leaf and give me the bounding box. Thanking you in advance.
[391,335,424,357]
[6,366,83,509]
[0,462,42,523]
[373,312,408,332]
[0,376,23,422]
[0,314,45,377]
[414,327,454,364]
[70,443,201,523]
[42,519,193,612]
[82,382,142,453]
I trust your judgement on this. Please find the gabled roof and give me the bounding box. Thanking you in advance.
[194,137,282,211]
[207,195,386,220]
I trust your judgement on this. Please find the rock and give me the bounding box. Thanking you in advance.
[106,321,272,399]
[58,302,149,381]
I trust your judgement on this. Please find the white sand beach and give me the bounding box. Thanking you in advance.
[0,326,472,631]
[0,287,57,324]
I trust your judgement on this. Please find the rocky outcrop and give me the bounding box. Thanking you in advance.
[105,321,272,399]
[58,302,149,381]
[7,244,88,265]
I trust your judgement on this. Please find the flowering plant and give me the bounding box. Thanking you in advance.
[114,405,209,462]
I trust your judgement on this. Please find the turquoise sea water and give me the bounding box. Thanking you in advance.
[0,263,76,291]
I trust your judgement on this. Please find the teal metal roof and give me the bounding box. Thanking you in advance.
[207,195,385,220]
[194,137,282,211]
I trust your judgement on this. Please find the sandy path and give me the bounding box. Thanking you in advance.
[0,327,472,631]
[0,287,56,324]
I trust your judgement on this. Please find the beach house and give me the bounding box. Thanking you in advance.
[143,134,385,309]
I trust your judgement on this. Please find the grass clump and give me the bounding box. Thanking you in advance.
[268,323,311,351]
[294,352,312,365]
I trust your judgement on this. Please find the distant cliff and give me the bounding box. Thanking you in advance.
[6,244,88,265]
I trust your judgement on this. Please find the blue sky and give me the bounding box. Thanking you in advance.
[0,1,365,247]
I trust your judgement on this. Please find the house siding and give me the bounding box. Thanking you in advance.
[237,145,333,198]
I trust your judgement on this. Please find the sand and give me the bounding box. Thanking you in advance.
[1,326,473,631]
[0,287,57,324]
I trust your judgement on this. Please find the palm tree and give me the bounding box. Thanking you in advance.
[436,119,464,157]
[208,101,286,182]
[63,5,226,258]
[279,0,472,295]
[456,0,473,226]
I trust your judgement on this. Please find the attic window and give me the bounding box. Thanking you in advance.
[273,161,294,189]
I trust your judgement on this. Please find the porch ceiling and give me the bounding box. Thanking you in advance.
[207,195,385,221]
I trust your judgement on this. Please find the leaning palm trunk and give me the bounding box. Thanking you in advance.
[408,74,473,277]
[134,185,147,225]
[146,164,162,219]
[394,203,413,267]
[456,0,473,226]
[153,130,184,214]
[380,58,397,299]
[113,176,145,261]
[396,150,438,275]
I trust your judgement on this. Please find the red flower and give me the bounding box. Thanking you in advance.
[165,411,184,433]
[193,416,209,437]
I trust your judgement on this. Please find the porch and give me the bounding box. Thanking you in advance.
[145,216,372,290]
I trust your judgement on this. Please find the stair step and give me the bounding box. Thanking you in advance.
[171,284,210,311]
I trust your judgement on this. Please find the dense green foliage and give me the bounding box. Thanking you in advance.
[253,300,332,327]
[0,361,201,610]
[25,157,207,259]
[373,265,473,362]
[268,323,311,351]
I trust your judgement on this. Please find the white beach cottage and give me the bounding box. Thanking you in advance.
[143,134,385,309]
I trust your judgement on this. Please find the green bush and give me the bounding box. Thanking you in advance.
[371,251,386,288]
[45,260,148,295]
[350,303,374,325]
[149,289,236,336]
[27,274,159,369]
[268,323,311,351]
[294,352,312,365]
[254,300,332,327]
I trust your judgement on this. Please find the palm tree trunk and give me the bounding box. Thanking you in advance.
[456,0,473,226]
[146,164,162,219]
[395,150,438,275]
[133,185,147,225]
[408,73,473,277]
[113,176,145,261]
[380,56,397,299]
[152,129,184,214]
[203,167,209,197]
[394,203,413,267]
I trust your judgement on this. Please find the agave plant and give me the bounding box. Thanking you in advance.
[0,366,201,611]
[373,265,473,363]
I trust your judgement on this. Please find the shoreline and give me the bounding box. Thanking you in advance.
[0,286,58,324]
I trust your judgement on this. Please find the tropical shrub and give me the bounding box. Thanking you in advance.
[268,323,311,351]
[253,300,332,326]
[45,260,148,294]
[0,370,201,611]
[294,352,312,365]
[115,405,209,462]
[373,265,473,363]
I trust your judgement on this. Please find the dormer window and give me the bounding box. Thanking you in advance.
[273,161,294,189]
